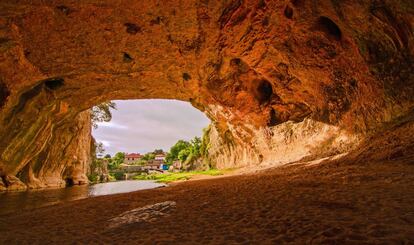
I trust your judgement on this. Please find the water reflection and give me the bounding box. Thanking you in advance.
[0,180,165,216]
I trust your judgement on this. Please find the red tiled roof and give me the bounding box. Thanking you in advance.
[125,153,142,158]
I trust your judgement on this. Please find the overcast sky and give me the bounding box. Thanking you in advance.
[92,100,210,156]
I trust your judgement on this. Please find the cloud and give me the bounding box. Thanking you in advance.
[97,121,129,129]
[92,99,210,155]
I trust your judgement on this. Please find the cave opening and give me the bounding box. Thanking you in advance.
[317,16,342,40]
[257,80,273,105]
[65,178,74,187]
[0,1,413,243]
[90,99,211,183]
[44,77,65,90]
[284,5,293,19]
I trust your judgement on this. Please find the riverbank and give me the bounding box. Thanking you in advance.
[1,157,413,244]
[133,169,237,183]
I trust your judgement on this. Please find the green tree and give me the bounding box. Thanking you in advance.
[166,140,191,163]
[91,101,117,129]
[178,148,191,162]
[108,152,125,170]
[189,137,201,157]
[200,126,211,157]
[95,142,105,158]
[104,154,111,159]
[142,152,155,161]
[153,149,164,154]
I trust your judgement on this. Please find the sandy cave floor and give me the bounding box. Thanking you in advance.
[0,157,413,244]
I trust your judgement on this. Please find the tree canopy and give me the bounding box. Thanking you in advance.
[142,152,155,161]
[153,149,164,154]
[166,140,191,163]
[108,152,125,170]
[90,101,117,129]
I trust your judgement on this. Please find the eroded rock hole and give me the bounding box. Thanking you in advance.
[230,58,249,73]
[317,17,342,40]
[268,109,279,126]
[123,52,133,62]
[230,58,241,66]
[0,82,10,109]
[257,80,273,104]
[56,5,71,15]
[124,23,141,34]
[65,178,74,187]
[0,175,7,186]
[284,6,293,19]
[182,73,191,81]
[44,78,64,90]
[150,16,162,25]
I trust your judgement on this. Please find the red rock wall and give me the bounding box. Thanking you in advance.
[0,0,412,190]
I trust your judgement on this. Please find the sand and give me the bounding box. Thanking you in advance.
[0,157,413,244]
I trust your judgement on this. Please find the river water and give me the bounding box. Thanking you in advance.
[0,180,165,216]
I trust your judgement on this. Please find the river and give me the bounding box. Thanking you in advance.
[0,180,165,216]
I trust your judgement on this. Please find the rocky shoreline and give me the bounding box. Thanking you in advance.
[1,157,413,244]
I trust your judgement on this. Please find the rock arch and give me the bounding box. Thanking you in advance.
[0,0,413,190]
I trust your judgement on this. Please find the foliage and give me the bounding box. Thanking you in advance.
[136,159,148,166]
[95,142,105,158]
[133,169,228,183]
[91,101,117,129]
[88,173,99,183]
[108,173,116,182]
[111,171,124,180]
[189,137,201,157]
[104,154,111,159]
[165,125,211,169]
[177,147,191,162]
[88,157,109,183]
[142,152,155,161]
[166,140,191,164]
[153,149,164,154]
[108,152,125,170]
[200,125,211,157]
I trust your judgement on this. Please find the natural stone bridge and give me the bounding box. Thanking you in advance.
[0,0,413,191]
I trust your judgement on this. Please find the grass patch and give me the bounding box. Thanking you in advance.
[133,169,232,183]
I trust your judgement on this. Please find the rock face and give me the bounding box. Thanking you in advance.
[0,0,413,190]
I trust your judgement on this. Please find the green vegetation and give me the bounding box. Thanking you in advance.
[90,101,117,129]
[133,169,229,183]
[110,172,124,181]
[88,142,109,183]
[164,126,212,170]
[89,101,118,182]
[108,173,116,181]
[165,140,191,164]
[108,152,125,170]
[87,173,100,183]
[200,125,211,157]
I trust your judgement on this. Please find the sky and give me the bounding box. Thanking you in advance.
[92,99,211,156]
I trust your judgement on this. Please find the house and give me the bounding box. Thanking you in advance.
[124,153,142,164]
[145,160,162,170]
[154,153,166,161]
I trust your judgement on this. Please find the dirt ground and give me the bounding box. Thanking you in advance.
[0,157,413,244]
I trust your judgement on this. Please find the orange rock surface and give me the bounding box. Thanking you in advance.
[0,0,413,189]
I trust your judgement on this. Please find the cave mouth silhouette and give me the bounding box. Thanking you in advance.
[92,99,211,157]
